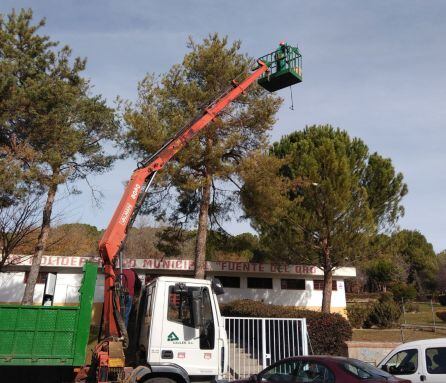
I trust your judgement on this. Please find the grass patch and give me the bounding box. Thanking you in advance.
[349,301,446,342]
[353,328,446,343]
[399,302,443,326]
[347,301,446,327]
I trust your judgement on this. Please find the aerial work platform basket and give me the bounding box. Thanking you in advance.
[258,43,302,92]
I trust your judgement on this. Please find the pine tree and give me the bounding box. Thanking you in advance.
[0,9,119,303]
[241,125,407,312]
[123,34,281,278]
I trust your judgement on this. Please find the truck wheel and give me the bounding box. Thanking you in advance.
[143,378,177,383]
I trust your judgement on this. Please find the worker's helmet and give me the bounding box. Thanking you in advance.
[279,41,286,46]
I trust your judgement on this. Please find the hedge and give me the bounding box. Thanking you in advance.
[220,299,352,356]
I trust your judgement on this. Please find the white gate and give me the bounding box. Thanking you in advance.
[223,317,308,379]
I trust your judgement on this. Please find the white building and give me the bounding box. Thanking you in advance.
[0,255,356,323]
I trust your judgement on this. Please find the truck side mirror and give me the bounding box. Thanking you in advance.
[211,278,225,295]
[191,290,203,330]
[381,365,389,372]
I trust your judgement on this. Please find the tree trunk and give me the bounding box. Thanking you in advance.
[321,238,333,313]
[21,182,58,305]
[321,268,333,313]
[0,250,7,272]
[194,173,212,279]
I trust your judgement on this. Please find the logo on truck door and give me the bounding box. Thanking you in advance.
[167,332,179,341]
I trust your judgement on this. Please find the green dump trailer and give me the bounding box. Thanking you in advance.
[0,262,97,368]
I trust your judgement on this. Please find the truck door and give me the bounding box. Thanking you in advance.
[161,285,218,376]
[423,346,446,382]
[381,347,421,382]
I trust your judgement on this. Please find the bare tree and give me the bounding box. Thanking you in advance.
[0,196,41,271]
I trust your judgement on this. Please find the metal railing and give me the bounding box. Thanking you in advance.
[223,317,308,379]
[258,45,302,78]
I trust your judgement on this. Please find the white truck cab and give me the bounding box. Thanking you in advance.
[378,338,446,383]
[131,276,228,383]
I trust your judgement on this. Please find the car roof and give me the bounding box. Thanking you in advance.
[272,355,394,370]
[272,355,358,363]
[392,338,446,349]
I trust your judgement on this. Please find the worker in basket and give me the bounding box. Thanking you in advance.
[275,41,288,72]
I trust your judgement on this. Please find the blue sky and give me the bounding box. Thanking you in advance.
[2,1,446,251]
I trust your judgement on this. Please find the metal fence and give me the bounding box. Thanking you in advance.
[223,317,308,379]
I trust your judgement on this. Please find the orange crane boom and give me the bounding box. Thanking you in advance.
[98,60,269,339]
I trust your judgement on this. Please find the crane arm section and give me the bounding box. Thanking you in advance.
[98,60,269,338]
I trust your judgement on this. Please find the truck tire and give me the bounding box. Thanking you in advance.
[143,378,177,383]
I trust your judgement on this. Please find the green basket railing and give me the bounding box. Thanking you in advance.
[258,44,303,92]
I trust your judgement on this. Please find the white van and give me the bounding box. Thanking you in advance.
[378,338,446,382]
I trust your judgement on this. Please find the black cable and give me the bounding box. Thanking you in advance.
[289,85,294,111]
[113,288,129,349]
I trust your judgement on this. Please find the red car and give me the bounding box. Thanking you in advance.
[233,355,411,383]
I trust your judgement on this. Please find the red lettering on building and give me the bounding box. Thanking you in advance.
[4,255,350,279]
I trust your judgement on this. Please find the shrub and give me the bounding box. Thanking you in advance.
[364,294,402,328]
[404,302,420,313]
[391,283,417,302]
[435,311,446,322]
[220,299,352,356]
[438,295,446,306]
[347,304,372,328]
[379,291,395,303]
